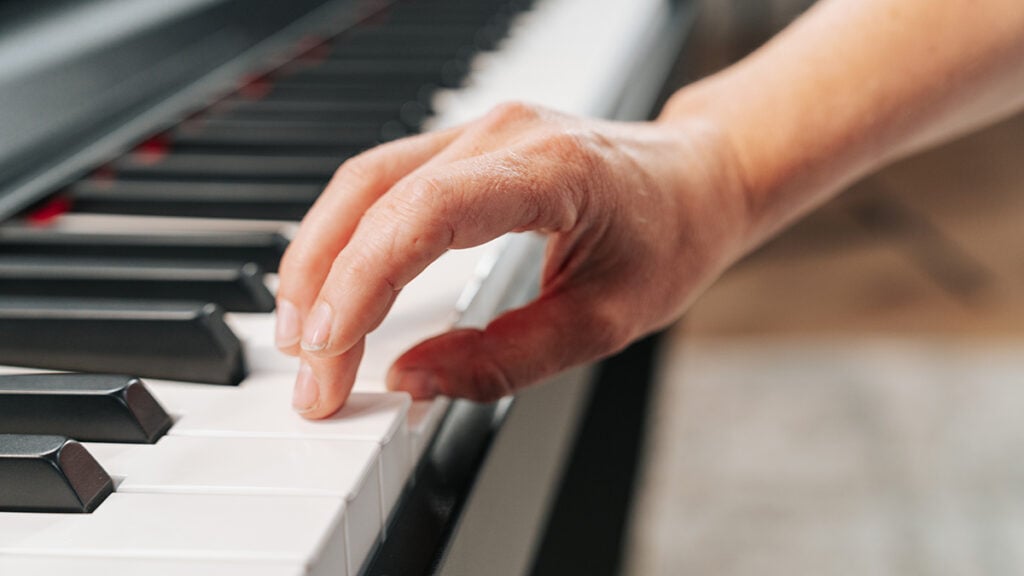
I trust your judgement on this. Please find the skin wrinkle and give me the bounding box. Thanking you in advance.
[495,152,544,229]
[400,176,456,265]
[354,177,453,292]
[530,136,614,286]
[658,116,755,265]
[545,132,601,218]
[473,342,518,399]
[541,214,606,294]
[476,152,539,234]
[486,147,577,236]
[366,289,400,335]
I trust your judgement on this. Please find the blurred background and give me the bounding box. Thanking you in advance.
[625,0,1024,574]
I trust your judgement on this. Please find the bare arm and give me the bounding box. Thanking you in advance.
[276,0,1024,418]
[662,0,1024,246]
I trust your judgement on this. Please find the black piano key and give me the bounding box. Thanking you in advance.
[0,229,289,272]
[0,298,247,386]
[68,179,320,220]
[281,59,469,88]
[0,435,114,513]
[327,39,477,59]
[344,24,486,41]
[0,257,275,313]
[110,152,342,183]
[246,83,437,108]
[170,119,399,149]
[0,373,172,444]
[210,99,427,127]
[376,11,506,25]
[339,25,504,50]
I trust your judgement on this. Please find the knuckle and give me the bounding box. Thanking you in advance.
[352,176,454,288]
[332,151,378,187]
[531,130,607,223]
[482,100,542,129]
[541,129,601,169]
[360,180,425,233]
[277,239,313,285]
[391,176,456,246]
[370,177,439,230]
[401,175,447,211]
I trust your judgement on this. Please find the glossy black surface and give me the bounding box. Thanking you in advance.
[0,434,113,513]
[0,0,354,220]
[0,298,246,385]
[363,399,504,576]
[68,179,320,220]
[0,256,275,312]
[169,119,391,149]
[110,152,342,183]
[0,229,289,272]
[0,373,172,444]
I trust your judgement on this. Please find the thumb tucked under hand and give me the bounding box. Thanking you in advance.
[386,287,628,402]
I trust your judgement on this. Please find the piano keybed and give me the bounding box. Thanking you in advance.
[0,0,679,573]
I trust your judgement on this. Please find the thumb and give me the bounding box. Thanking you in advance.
[386,287,629,402]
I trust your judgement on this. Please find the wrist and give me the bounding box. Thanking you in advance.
[654,81,764,261]
[657,69,850,253]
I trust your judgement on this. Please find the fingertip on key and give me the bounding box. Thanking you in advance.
[292,362,320,414]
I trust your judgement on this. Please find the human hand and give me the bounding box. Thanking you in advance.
[275,101,752,418]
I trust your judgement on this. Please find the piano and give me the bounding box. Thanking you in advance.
[0,0,694,574]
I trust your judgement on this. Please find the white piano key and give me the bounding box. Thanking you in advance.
[357,246,499,387]
[0,365,413,529]
[0,493,348,575]
[225,313,301,374]
[431,0,668,126]
[147,376,411,517]
[408,397,451,464]
[226,242,500,383]
[84,436,382,576]
[84,432,380,496]
[0,556,306,576]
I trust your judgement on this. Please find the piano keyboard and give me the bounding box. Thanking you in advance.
[0,0,680,573]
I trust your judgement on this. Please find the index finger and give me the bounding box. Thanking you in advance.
[300,141,596,358]
[275,127,460,353]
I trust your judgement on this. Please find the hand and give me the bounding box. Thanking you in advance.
[274,101,752,418]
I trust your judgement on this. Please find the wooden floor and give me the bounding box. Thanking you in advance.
[625,2,1024,574]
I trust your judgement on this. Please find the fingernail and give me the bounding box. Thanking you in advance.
[292,363,319,413]
[395,369,440,399]
[274,299,300,348]
[301,301,333,352]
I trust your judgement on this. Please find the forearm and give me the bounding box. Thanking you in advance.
[659,0,1024,248]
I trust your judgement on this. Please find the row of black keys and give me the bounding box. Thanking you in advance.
[5,0,536,385]
[0,373,170,513]
[0,230,286,385]
[51,0,536,221]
